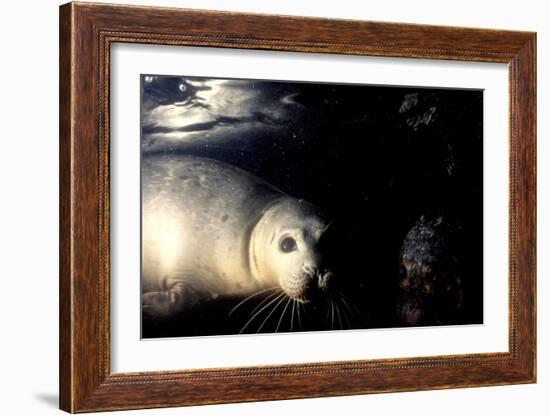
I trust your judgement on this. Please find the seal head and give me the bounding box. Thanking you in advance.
[249,198,333,303]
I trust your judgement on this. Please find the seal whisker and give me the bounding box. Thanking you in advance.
[320,220,334,234]
[290,300,296,332]
[296,301,303,330]
[338,297,352,329]
[340,295,360,325]
[240,292,285,334]
[341,293,372,327]
[341,293,362,317]
[228,286,279,317]
[250,289,282,315]
[301,301,309,322]
[275,297,292,333]
[334,301,343,330]
[329,296,334,330]
[257,294,287,333]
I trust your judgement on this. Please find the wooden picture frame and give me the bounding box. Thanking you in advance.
[59,2,536,412]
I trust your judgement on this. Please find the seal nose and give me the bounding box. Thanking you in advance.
[303,265,317,278]
[318,270,332,291]
[303,265,332,290]
[302,265,319,294]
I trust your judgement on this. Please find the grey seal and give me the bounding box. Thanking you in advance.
[141,155,333,317]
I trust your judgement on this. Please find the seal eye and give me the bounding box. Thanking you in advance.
[280,237,297,253]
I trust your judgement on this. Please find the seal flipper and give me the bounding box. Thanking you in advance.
[142,273,221,318]
[142,277,192,318]
[142,291,176,318]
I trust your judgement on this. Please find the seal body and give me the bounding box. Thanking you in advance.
[142,155,332,316]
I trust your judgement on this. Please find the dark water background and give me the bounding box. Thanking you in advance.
[141,75,483,338]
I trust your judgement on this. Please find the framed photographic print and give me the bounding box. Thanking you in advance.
[59,2,536,412]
